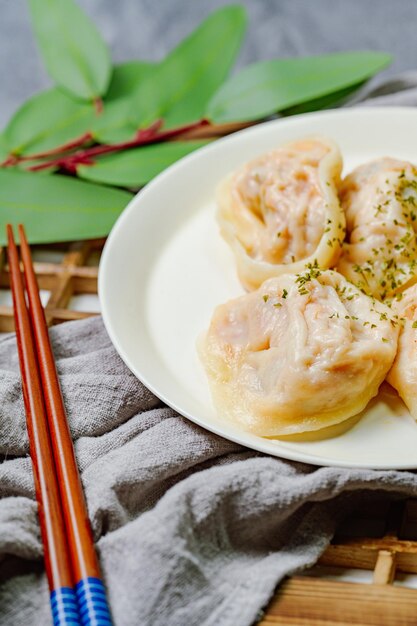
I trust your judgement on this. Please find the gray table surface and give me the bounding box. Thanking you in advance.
[1,0,417,127]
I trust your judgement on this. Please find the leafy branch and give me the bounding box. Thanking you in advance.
[0,1,392,245]
[17,119,210,172]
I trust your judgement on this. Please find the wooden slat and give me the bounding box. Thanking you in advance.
[259,577,417,626]
[320,542,417,574]
[0,263,98,284]
[44,242,93,323]
[319,544,378,571]
[0,247,5,273]
[45,274,74,319]
[0,240,101,332]
[48,309,97,324]
[373,550,396,584]
[0,305,15,332]
[328,536,417,555]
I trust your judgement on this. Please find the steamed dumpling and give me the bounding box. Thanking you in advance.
[199,269,398,436]
[337,158,417,301]
[387,284,417,419]
[217,137,345,290]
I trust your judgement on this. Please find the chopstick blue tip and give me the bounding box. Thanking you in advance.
[75,578,112,625]
[50,587,80,625]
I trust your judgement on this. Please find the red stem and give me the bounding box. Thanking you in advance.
[94,97,103,115]
[0,132,94,168]
[0,154,19,167]
[22,133,93,162]
[28,119,210,173]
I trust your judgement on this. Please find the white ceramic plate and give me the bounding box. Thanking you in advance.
[99,107,417,469]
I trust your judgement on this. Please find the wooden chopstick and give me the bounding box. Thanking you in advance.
[8,225,113,626]
[7,225,80,626]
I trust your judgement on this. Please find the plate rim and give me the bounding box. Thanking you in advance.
[99,106,417,470]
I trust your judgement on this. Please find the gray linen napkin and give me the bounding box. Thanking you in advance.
[2,78,417,626]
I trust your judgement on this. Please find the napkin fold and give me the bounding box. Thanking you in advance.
[2,79,417,626]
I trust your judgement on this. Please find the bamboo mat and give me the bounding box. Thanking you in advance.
[1,239,417,625]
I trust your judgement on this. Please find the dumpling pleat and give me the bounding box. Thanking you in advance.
[217,137,345,290]
[199,270,399,436]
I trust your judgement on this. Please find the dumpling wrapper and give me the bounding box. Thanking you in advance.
[199,269,398,436]
[387,284,417,419]
[217,137,345,291]
[337,158,417,301]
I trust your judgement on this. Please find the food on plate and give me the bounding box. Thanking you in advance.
[387,284,417,419]
[199,269,398,436]
[217,137,345,290]
[337,158,417,301]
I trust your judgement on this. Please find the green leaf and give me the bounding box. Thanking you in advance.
[27,0,112,101]
[91,100,136,144]
[0,170,132,245]
[1,63,155,157]
[92,62,154,144]
[16,160,58,175]
[130,5,247,129]
[281,81,367,116]
[0,133,9,163]
[2,88,95,156]
[77,140,209,187]
[207,51,392,123]
[105,61,155,101]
